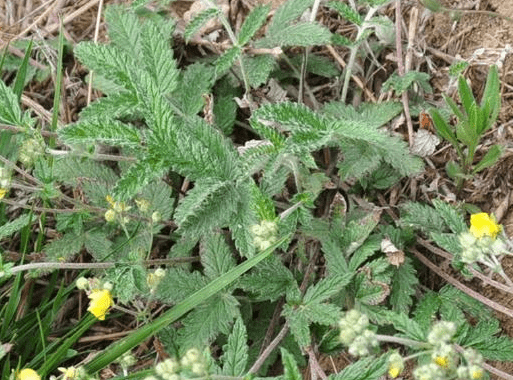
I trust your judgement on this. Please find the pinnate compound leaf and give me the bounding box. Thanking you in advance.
[281,348,302,380]
[222,317,249,376]
[59,119,141,147]
[238,4,270,46]
[0,79,22,125]
[156,268,208,304]
[252,101,327,131]
[184,8,219,42]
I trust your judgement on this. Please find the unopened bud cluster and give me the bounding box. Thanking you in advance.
[147,268,166,293]
[146,348,206,380]
[250,220,278,251]
[459,232,506,265]
[19,137,45,167]
[413,321,485,380]
[338,310,378,356]
[105,195,131,224]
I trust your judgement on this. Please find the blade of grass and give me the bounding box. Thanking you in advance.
[83,236,288,375]
[13,39,33,102]
[37,314,97,377]
[49,20,65,148]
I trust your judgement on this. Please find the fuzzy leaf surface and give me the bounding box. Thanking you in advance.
[222,317,249,376]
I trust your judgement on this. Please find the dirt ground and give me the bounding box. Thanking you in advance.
[3,0,513,378]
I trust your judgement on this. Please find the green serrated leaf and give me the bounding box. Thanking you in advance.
[184,8,220,42]
[141,21,179,94]
[431,199,466,234]
[177,293,240,348]
[243,54,277,88]
[202,232,236,280]
[327,1,362,25]
[240,255,298,301]
[79,92,140,120]
[238,4,270,46]
[59,119,142,147]
[174,179,239,237]
[281,348,302,380]
[330,354,388,380]
[382,310,425,341]
[389,258,418,313]
[105,6,142,55]
[282,304,311,347]
[0,79,23,125]
[0,214,32,241]
[214,46,242,78]
[74,43,136,90]
[222,317,249,376]
[267,0,314,36]
[258,22,332,47]
[303,274,352,303]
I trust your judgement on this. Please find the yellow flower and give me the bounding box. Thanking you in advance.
[388,364,402,378]
[17,368,41,380]
[87,289,114,320]
[469,213,501,239]
[433,355,449,368]
[0,188,8,200]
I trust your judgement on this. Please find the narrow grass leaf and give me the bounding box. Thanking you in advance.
[12,39,33,102]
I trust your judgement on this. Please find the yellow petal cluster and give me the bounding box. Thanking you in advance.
[87,288,114,320]
[469,213,501,239]
[17,369,41,380]
[433,355,449,368]
[388,364,401,378]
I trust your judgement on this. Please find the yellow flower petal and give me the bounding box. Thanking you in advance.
[469,213,501,239]
[388,365,401,378]
[0,188,8,200]
[87,289,114,320]
[433,355,449,368]
[17,368,41,380]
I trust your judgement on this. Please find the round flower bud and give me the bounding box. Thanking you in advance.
[103,282,113,291]
[105,209,116,223]
[427,321,456,345]
[152,211,161,223]
[76,277,89,290]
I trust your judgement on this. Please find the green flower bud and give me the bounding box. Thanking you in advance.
[427,321,456,345]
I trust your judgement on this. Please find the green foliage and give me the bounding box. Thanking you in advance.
[382,70,433,95]
[184,8,220,42]
[329,355,388,380]
[221,317,249,376]
[430,65,502,190]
